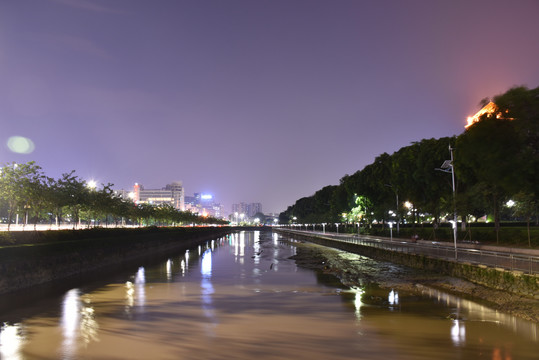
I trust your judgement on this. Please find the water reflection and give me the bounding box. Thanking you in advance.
[388,289,399,307]
[239,232,245,261]
[166,259,172,281]
[451,320,466,346]
[135,267,146,307]
[419,285,538,342]
[1,231,538,360]
[61,288,80,357]
[253,237,260,266]
[351,287,364,321]
[60,288,99,358]
[0,323,24,360]
[125,281,135,314]
[200,249,216,334]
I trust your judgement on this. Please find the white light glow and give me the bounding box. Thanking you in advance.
[0,323,24,360]
[7,136,35,154]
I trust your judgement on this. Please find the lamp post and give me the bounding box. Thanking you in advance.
[389,222,393,241]
[384,184,400,234]
[436,145,458,260]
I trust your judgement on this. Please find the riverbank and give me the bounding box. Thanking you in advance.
[0,227,231,295]
[289,239,539,323]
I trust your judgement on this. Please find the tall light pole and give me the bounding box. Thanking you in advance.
[450,146,458,259]
[384,184,400,234]
[436,145,458,260]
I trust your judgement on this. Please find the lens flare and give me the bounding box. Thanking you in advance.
[7,136,35,154]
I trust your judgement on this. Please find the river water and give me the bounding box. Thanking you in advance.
[0,230,537,359]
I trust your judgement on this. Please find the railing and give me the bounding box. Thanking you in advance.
[279,229,539,275]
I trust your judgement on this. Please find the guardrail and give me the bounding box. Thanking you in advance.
[280,229,539,275]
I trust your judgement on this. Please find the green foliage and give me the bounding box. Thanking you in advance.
[0,162,227,229]
[344,195,373,223]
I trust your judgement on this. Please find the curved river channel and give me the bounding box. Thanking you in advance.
[0,230,537,359]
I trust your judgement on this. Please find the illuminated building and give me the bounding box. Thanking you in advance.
[184,193,224,218]
[231,202,262,218]
[132,181,184,210]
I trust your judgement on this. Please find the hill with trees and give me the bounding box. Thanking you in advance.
[279,86,538,246]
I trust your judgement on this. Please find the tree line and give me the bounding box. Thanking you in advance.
[279,86,538,245]
[0,163,227,230]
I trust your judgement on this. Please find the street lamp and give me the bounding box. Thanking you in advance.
[389,222,393,241]
[436,145,458,260]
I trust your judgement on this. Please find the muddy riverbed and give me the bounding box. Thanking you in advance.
[289,240,539,323]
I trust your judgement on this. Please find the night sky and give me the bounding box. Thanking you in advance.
[1,0,539,214]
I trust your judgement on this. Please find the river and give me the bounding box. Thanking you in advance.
[0,230,537,359]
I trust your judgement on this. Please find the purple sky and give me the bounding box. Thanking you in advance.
[1,0,539,215]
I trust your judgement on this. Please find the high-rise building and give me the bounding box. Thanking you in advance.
[184,193,224,219]
[231,202,263,218]
[133,181,184,210]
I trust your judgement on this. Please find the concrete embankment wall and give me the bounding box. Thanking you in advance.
[277,229,539,299]
[0,227,231,295]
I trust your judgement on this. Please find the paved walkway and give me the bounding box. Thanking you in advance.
[279,229,539,275]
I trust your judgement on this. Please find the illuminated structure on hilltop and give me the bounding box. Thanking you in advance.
[465,101,511,129]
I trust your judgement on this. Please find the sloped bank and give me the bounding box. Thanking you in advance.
[0,227,231,295]
[276,229,539,299]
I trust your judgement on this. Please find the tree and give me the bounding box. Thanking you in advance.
[56,171,88,229]
[511,192,537,247]
[346,194,373,226]
[0,161,44,230]
[456,86,538,242]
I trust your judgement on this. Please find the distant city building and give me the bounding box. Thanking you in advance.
[113,189,130,200]
[184,195,196,212]
[185,192,224,219]
[231,202,263,218]
[132,181,184,210]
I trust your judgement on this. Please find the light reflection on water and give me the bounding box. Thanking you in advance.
[0,323,24,360]
[0,231,537,360]
[419,285,538,343]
